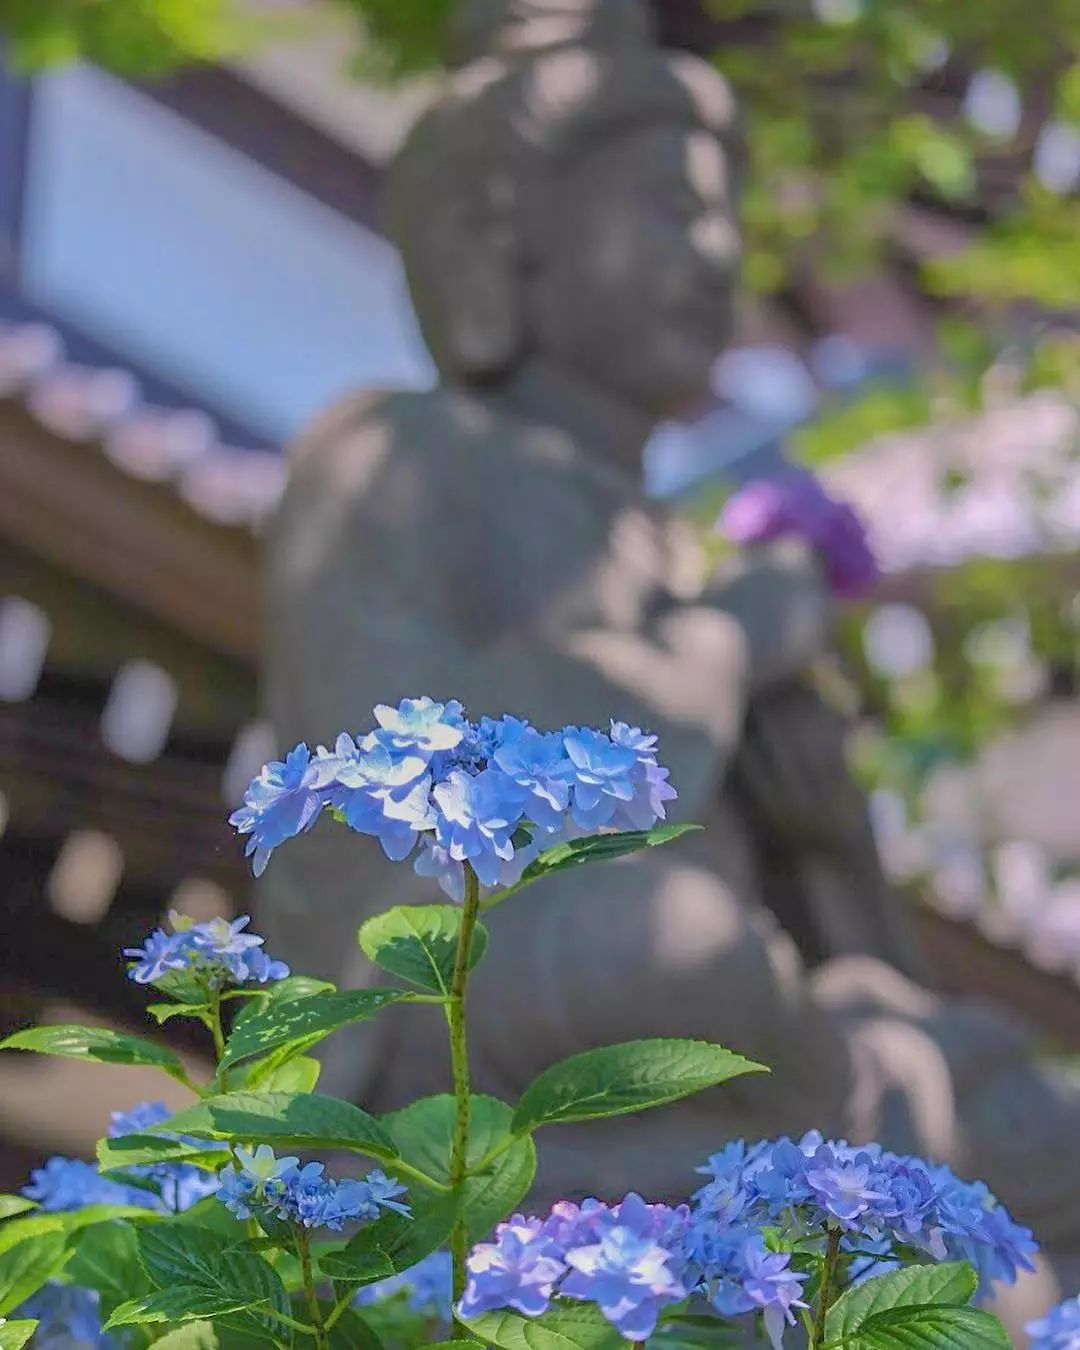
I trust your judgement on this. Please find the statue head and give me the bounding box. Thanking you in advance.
[387,0,742,427]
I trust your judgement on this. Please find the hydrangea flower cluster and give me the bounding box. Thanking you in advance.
[457,1135,1036,1347]
[1028,1295,1080,1349]
[230,698,676,897]
[18,1284,113,1350]
[355,1250,454,1323]
[18,1101,221,1347]
[216,1145,409,1233]
[717,471,878,599]
[124,912,289,988]
[691,1132,1037,1295]
[459,1193,692,1342]
[23,1104,220,1219]
[22,1156,160,1215]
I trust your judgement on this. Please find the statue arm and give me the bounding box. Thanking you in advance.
[700,538,832,690]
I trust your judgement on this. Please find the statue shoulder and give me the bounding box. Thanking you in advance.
[287,385,511,484]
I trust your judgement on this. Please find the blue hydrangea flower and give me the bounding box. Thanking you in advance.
[123,926,191,985]
[124,914,289,990]
[492,727,572,833]
[709,1235,808,1350]
[608,721,678,831]
[459,1218,567,1319]
[355,1250,453,1322]
[560,1221,688,1341]
[561,729,639,830]
[432,769,526,886]
[231,699,679,891]
[22,1157,160,1214]
[1029,1295,1080,1350]
[413,837,466,902]
[374,697,466,754]
[17,1284,114,1349]
[216,1148,408,1233]
[228,743,331,875]
[329,733,433,861]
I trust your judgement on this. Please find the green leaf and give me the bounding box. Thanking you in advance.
[133,1225,287,1344]
[488,824,702,905]
[844,1304,1010,1349]
[385,1095,535,1242]
[0,1321,37,1350]
[465,1303,626,1348]
[106,1287,266,1327]
[0,1232,69,1316]
[152,1321,220,1350]
[66,1219,152,1308]
[0,1199,35,1221]
[250,1053,321,1093]
[324,1306,387,1349]
[0,1025,188,1082]
[318,1193,459,1286]
[145,1092,399,1164]
[511,1039,766,1134]
[98,1132,231,1175]
[220,989,411,1071]
[147,1002,212,1027]
[231,976,335,1027]
[0,1206,160,1258]
[358,905,488,994]
[826,1262,978,1340]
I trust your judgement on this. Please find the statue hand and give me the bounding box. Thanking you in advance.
[706,539,831,689]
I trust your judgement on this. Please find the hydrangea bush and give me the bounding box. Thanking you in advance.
[0,698,1028,1348]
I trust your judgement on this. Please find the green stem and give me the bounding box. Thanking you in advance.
[812,1226,843,1350]
[447,863,481,1336]
[208,988,226,1062]
[297,1230,329,1350]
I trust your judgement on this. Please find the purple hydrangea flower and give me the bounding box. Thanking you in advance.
[803,1143,891,1228]
[228,743,331,875]
[1029,1295,1080,1350]
[718,472,878,599]
[459,1218,567,1319]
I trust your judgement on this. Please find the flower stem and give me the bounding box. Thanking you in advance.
[297,1229,329,1350]
[812,1225,843,1349]
[447,863,481,1335]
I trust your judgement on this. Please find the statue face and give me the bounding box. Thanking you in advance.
[526,125,740,423]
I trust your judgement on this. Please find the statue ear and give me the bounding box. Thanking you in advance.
[388,148,524,382]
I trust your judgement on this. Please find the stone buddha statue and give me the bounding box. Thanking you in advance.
[260,0,1079,1319]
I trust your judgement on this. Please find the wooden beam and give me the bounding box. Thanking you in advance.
[0,403,260,664]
